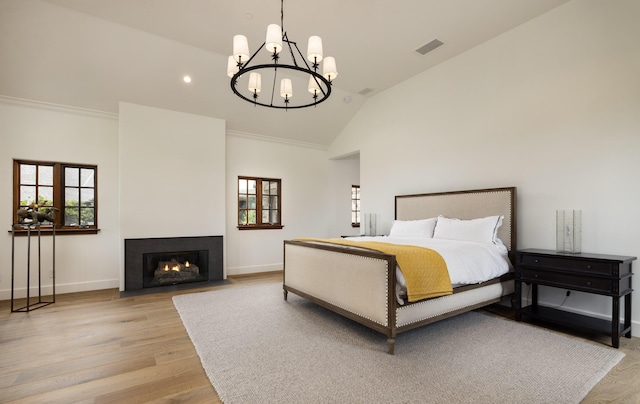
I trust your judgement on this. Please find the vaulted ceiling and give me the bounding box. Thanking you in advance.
[0,0,569,146]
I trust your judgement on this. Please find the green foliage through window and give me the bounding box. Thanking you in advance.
[13,159,98,232]
[238,176,282,230]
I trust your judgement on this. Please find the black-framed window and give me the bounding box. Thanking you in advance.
[13,159,98,234]
[238,176,282,230]
[352,185,360,227]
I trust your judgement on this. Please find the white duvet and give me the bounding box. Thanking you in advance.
[346,236,513,304]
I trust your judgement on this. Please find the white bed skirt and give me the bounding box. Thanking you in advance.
[396,280,514,327]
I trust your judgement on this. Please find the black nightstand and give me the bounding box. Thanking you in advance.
[515,248,636,348]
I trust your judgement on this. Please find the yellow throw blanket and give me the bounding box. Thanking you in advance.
[296,238,452,302]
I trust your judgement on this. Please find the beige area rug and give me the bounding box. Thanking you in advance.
[173,284,624,404]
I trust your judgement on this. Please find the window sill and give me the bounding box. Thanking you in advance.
[9,227,100,236]
[237,225,284,230]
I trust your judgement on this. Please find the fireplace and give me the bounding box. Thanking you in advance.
[143,250,207,287]
[124,236,223,292]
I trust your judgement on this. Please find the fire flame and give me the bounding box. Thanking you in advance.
[172,265,180,272]
[185,261,190,267]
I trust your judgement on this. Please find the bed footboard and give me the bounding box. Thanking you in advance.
[283,187,516,354]
[283,240,398,352]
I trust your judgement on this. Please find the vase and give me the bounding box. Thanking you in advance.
[556,210,581,253]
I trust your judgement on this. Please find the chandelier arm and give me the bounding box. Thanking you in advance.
[241,42,266,69]
[291,41,328,97]
[311,75,327,98]
[283,35,299,68]
[270,66,278,107]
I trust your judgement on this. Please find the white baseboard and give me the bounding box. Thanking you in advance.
[0,279,119,301]
[226,263,283,276]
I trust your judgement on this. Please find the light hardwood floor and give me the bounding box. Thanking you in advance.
[1,272,638,403]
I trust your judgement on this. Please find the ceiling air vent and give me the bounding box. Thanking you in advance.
[358,88,374,96]
[415,39,444,55]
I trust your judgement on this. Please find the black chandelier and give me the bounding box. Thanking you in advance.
[227,0,338,110]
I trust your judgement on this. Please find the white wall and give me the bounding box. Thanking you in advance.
[0,96,358,297]
[119,102,226,287]
[0,97,120,299]
[330,154,361,238]
[329,0,640,331]
[225,133,356,275]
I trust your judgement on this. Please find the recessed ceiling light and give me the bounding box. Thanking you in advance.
[183,75,192,83]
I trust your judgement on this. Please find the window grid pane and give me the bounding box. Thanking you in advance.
[65,207,79,226]
[238,177,281,228]
[39,165,54,186]
[19,164,56,207]
[14,160,98,230]
[65,167,79,187]
[248,195,256,209]
[63,166,96,227]
[20,185,36,207]
[352,185,360,225]
[80,168,94,187]
[248,209,257,224]
[21,164,37,185]
[38,186,54,206]
[80,208,95,226]
[81,188,95,207]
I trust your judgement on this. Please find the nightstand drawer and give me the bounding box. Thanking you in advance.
[520,254,616,276]
[520,269,612,293]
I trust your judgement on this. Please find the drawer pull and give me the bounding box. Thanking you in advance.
[586,265,592,269]
[586,281,592,286]
[534,259,540,263]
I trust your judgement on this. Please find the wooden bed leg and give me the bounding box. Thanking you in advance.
[387,338,395,355]
[283,289,288,301]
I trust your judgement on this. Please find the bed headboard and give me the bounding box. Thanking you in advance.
[395,187,517,252]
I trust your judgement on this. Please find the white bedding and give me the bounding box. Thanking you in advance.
[345,236,513,304]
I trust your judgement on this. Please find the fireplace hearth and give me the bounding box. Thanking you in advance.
[124,236,223,294]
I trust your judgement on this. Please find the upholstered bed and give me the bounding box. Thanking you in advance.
[283,187,517,354]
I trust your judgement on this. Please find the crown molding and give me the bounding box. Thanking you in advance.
[0,95,118,120]
[226,129,328,151]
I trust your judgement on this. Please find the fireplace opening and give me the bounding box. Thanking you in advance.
[124,235,223,293]
[143,250,208,288]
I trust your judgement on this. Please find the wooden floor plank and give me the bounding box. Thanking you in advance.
[1,272,638,403]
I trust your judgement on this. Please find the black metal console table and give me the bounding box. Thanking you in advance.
[11,223,56,312]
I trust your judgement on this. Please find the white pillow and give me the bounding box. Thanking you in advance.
[433,215,503,244]
[389,218,437,238]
